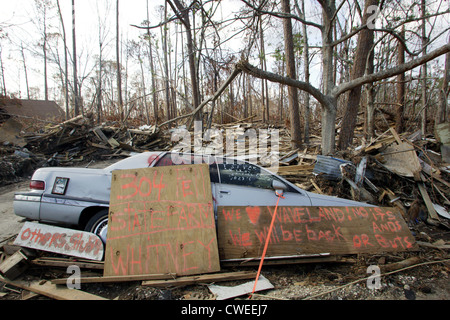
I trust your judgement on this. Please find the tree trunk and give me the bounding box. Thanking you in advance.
[300,0,311,143]
[147,31,158,123]
[321,0,336,155]
[366,49,375,139]
[337,0,378,150]
[322,100,337,155]
[421,0,428,135]
[168,0,201,126]
[56,0,69,119]
[43,14,48,101]
[0,47,6,95]
[258,11,269,123]
[162,2,171,121]
[436,34,449,125]
[281,0,302,149]
[72,0,80,116]
[321,1,335,97]
[259,18,266,123]
[20,43,30,100]
[97,31,103,124]
[396,27,405,133]
[116,0,124,121]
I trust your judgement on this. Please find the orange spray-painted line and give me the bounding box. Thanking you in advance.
[250,191,284,298]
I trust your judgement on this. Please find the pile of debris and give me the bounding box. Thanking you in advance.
[0,113,171,184]
[0,112,449,301]
[274,126,450,228]
[22,113,168,164]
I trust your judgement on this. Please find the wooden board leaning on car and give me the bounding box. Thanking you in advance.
[217,205,418,261]
[104,164,221,278]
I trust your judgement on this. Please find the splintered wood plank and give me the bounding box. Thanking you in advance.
[217,206,417,260]
[0,276,107,300]
[418,183,440,221]
[51,273,176,285]
[142,271,257,287]
[104,164,220,277]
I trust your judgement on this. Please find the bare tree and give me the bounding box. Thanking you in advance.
[34,0,54,101]
[338,0,379,150]
[257,1,270,123]
[436,33,449,125]
[294,0,311,143]
[167,0,201,123]
[161,2,172,121]
[281,0,302,149]
[20,43,30,100]
[116,0,124,121]
[241,0,450,154]
[420,0,428,135]
[237,43,450,153]
[72,0,80,116]
[56,0,69,118]
[396,26,406,133]
[0,46,5,96]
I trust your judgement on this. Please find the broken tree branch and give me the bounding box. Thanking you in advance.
[333,43,450,97]
[302,258,450,300]
[157,67,242,130]
[236,60,332,109]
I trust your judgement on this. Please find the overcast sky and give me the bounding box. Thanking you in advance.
[0,0,245,99]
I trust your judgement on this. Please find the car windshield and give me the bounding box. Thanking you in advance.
[105,152,161,172]
[154,153,297,192]
[154,152,220,182]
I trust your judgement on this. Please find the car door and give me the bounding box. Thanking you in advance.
[214,158,312,208]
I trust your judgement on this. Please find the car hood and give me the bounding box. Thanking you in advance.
[306,191,374,207]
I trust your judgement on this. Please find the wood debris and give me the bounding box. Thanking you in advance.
[1,115,449,301]
[21,112,167,165]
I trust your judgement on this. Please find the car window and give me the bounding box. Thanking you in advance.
[154,153,219,183]
[216,158,297,192]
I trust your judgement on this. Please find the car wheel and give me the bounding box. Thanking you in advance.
[84,209,109,244]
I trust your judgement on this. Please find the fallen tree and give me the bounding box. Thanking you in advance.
[234,43,450,155]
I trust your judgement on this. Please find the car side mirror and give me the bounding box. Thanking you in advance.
[272,180,287,195]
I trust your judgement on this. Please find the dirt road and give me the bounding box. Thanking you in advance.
[0,181,28,244]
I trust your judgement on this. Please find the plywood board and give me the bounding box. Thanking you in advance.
[217,206,417,260]
[104,164,220,277]
[14,222,104,261]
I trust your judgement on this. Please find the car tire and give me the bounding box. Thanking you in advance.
[84,209,109,244]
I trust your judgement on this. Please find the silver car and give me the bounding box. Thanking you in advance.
[14,151,369,244]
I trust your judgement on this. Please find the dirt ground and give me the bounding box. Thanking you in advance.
[0,181,29,244]
[0,170,449,301]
